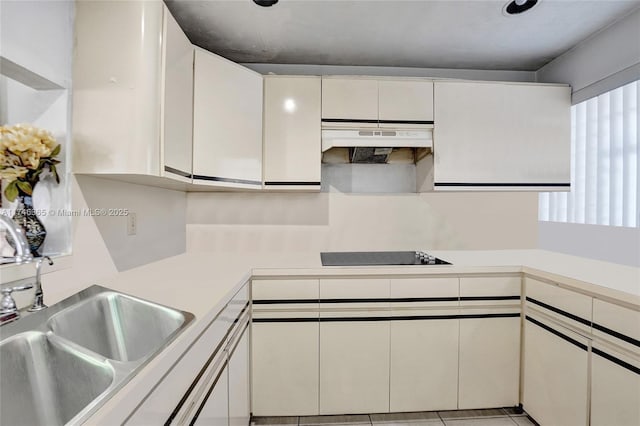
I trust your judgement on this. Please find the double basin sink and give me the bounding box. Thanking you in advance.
[0,285,194,425]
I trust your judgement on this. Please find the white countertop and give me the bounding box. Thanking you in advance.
[79,249,638,424]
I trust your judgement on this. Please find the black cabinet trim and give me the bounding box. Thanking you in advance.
[526,297,592,327]
[164,166,192,178]
[592,322,640,348]
[192,174,261,186]
[435,182,571,188]
[253,312,520,323]
[264,181,321,186]
[165,301,250,425]
[253,295,519,305]
[525,315,588,351]
[592,347,640,375]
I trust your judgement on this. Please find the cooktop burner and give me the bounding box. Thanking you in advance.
[320,251,452,266]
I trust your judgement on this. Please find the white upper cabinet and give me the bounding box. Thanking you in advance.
[73,2,193,182]
[378,79,434,125]
[321,77,434,128]
[192,48,263,189]
[161,9,194,182]
[433,81,571,191]
[263,76,321,190]
[321,77,378,123]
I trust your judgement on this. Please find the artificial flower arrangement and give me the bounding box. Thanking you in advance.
[0,123,61,201]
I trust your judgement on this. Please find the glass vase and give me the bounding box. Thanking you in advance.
[12,194,47,257]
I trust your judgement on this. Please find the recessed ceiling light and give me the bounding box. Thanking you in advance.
[504,0,539,16]
[253,0,278,7]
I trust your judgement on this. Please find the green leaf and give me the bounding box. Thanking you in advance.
[50,164,60,184]
[16,181,32,195]
[50,144,61,157]
[4,181,18,202]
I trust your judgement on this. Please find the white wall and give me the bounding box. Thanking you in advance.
[539,222,640,267]
[187,191,538,253]
[536,8,640,103]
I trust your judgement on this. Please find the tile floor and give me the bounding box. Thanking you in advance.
[252,408,537,426]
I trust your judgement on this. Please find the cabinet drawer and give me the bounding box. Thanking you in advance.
[253,279,319,302]
[460,276,521,306]
[390,277,458,308]
[320,278,390,311]
[525,277,592,331]
[593,299,640,354]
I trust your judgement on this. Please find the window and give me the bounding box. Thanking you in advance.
[539,80,639,228]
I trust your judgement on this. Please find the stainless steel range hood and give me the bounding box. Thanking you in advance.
[321,128,433,164]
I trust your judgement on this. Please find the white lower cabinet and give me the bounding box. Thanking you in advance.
[252,322,320,415]
[390,319,459,412]
[320,321,390,414]
[229,330,250,426]
[523,316,589,426]
[591,344,640,426]
[193,364,229,426]
[458,316,520,409]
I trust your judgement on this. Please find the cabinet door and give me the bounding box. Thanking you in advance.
[390,318,458,412]
[523,315,589,426]
[458,315,520,409]
[229,329,250,426]
[252,321,319,416]
[319,278,390,414]
[192,364,229,426]
[263,76,321,188]
[193,48,263,187]
[320,320,390,414]
[591,343,640,426]
[433,81,570,191]
[378,80,433,124]
[161,7,193,182]
[321,77,378,123]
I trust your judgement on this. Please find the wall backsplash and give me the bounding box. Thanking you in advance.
[187,191,538,253]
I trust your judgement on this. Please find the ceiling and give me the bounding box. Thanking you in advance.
[166,0,640,71]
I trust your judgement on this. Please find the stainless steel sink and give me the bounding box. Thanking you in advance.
[48,292,188,362]
[0,285,195,425]
[0,332,114,426]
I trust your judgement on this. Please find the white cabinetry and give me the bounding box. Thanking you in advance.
[591,343,640,426]
[161,8,194,182]
[321,77,378,123]
[228,328,250,426]
[263,76,321,190]
[378,79,434,124]
[73,2,193,182]
[319,279,390,414]
[252,279,320,416]
[591,299,640,426]
[192,364,229,426]
[193,48,263,189]
[523,315,590,426]
[389,278,459,412]
[321,77,434,126]
[433,81,571,191]
[458,276,521,409]
[125,283,250,425]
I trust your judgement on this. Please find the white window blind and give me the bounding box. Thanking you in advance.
[539,80,639,228]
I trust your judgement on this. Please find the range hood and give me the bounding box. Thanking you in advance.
[321,128,433,164]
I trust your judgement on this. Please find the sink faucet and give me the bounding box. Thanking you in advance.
[0,214,33,264]
[0,215,52,323]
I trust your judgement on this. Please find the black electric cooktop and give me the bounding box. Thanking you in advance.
[320,251,452,266]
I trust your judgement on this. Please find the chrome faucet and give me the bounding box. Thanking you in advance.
[29,256,53,311]
[0,215,52,324]
[0,214,33,264]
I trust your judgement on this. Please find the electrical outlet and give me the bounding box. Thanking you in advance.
[127,212,137,236]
